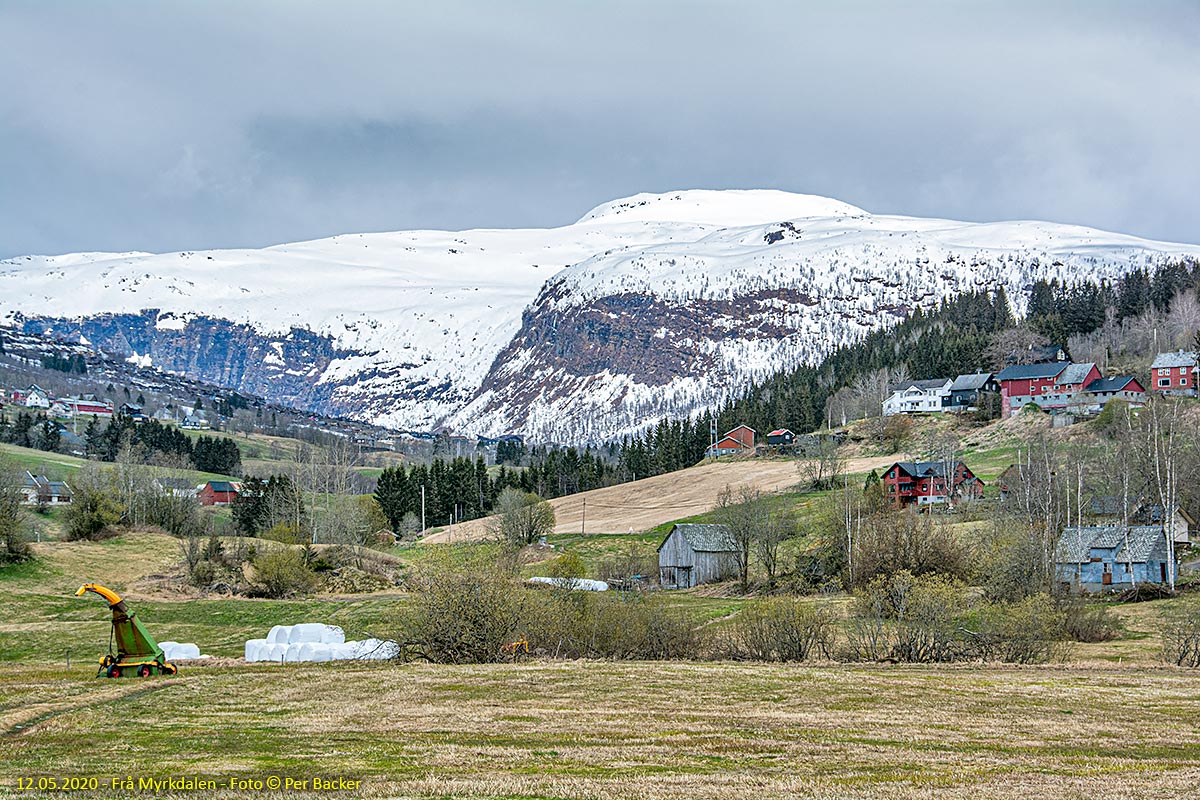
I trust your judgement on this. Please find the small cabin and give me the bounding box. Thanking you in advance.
[766,428,795,447]
[657,523,739,589]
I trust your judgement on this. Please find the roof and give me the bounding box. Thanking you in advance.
[950,372,992,390]
[1054,362,1098,386]
[1055,526,1169,564]
[1151,350,1198,369]
[205,481,241,493]
[660,523,738,553]
[891,378,951,393]
[995,362,1067,381]
[767,428,793,437]
[1085,376,1141,394]
[713,436,744,448]
[891,460,967,479]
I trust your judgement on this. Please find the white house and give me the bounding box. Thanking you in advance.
[20,385,52,409]
[882,378,952,416]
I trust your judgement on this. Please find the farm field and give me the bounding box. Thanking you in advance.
[2,660,1200,799]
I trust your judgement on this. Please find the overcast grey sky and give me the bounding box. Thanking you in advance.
[2,1,1197,258]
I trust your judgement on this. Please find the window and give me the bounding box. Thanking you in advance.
[1160,378,1171,387]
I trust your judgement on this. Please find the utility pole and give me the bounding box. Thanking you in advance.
[420,485,426,534]
[581,499,586,536]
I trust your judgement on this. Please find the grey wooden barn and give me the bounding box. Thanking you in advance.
[657,523,739,588]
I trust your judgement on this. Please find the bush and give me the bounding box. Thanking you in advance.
[851,511,969,586]
[261,522,305,545]
[64,473,125,541]
[1161,600,1200,667]
[249,548,317,598]
[715,597,836,661]
[401,568,526,663]
[1061,598,1121,643]
[972,594,1065,664]
[845,571,967,663]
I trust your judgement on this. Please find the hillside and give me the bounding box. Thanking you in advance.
[4,190,1199,441]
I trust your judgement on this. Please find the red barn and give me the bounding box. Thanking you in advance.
[198,480,242,506]
[995,362,1102,418]
[724,425,756,449]
[883,461,983,509]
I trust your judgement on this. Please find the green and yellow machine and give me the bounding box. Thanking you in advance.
[75,583,178,678]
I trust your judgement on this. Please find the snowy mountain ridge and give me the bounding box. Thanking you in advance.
[3,190,1198,442]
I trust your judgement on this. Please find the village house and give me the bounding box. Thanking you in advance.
[943,372,997,412]
[1081,376,1146,412]
[14,385,52,409]
[882,378,952,416]
[883,460,983,509]
[766,428,795,447]
[198,480,242,506]
[706,425,756,458]
[1055,525,1173,592]
[181,414,210,430]
[20,471,72,506]
[154,477,200,499]
[995,362,1103,418]
[657,523,739,588]
[725,425,755,449]
[1149,351,1198,397]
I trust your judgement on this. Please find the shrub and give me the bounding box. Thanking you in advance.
[401,568,526,663]
[1061,598,1121,643]
[1161,600,1200,668]
[249,548,317,598]
[261,522,305,545]
[64,473,125,541]
[972,594,1065,664]
[716,597,836,662]
[845,571,968,663]
[489,488,555,546]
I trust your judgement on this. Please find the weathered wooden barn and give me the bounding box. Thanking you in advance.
[657,523,739,588]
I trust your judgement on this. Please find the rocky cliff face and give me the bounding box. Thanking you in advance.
[20,311,349,413]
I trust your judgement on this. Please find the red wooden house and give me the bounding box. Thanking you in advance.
[883,461,983,509]
[1150,351,1198,396]
[725,425,755,449]
[198,480,242,506]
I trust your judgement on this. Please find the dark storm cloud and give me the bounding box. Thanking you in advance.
[1,1,1197,257]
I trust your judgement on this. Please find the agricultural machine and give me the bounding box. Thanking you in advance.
[75,583,178,678]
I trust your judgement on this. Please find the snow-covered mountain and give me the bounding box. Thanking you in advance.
[3,190,1198,442]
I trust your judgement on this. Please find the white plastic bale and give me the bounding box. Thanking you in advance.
[320,625,345,645]
[244,639,269,662]
[267,625,292,644]
[263,643,287,662]
[288,623,326,644]
[329,642,358,660]
[170,643,201,660]
[283,643,306,663]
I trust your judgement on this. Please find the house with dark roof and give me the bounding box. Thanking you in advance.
[943,372,998,411]
[882,460,983,509]
[1056,525,1173,592]
[198,480,242,506]
[882,378,953,416]
[154,477,200,499]
[1082,376,1146,411]
[1150,351,1198,396]
[995,361,1103,418]
[20,471,72,505]
[657,523,739,588]
[766,428,795,447]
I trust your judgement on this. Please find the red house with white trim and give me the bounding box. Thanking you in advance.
[1150,351,1198,397]
[883,460,983,509]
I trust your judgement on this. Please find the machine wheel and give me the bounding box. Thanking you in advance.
[138,665,152,678]
[107,665,121,679]
[162,663,177,675]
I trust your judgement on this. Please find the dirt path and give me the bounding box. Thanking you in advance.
[422,453,904,543]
